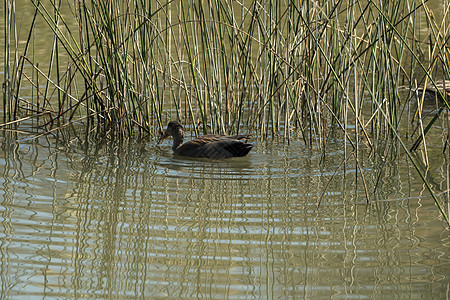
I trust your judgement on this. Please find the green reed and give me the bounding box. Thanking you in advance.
[1,0,449,222]
[4,0,449,133]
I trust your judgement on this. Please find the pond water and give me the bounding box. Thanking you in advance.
[0,128,449,298]
[1,0,450,298]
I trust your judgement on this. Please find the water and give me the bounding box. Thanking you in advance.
[1,0,449,298]
[0,130,448,298]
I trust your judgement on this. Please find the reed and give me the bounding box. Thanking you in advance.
[1,0,449,222]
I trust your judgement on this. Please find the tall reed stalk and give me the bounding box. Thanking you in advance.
[1,0,449,222]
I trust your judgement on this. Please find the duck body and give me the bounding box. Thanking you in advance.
[417,80,450,103]
[160,121,253,159]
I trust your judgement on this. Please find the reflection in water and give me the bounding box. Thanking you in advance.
[0,133,449,298]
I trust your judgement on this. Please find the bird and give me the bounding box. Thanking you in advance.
[416,80,450,103]
[158,121,253,159]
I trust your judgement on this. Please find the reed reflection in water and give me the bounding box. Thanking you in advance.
[0,137,449,298]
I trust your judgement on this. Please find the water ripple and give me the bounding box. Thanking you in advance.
[0,138,448,298]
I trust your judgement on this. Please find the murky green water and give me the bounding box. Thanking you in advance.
[1,0,450,298]
[0,130,449,298]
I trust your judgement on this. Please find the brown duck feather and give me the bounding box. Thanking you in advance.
[160,121,253,159]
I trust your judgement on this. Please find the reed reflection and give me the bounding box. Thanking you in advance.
[0,136,448,298]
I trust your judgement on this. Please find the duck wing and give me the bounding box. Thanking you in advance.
[174,134,252,158]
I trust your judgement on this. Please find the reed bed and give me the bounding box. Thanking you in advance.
[1,0,449,223]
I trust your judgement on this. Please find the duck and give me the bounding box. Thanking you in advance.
[158,121,253,159]
[416,80,450,103]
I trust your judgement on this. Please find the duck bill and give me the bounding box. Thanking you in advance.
[157,132,169,144]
